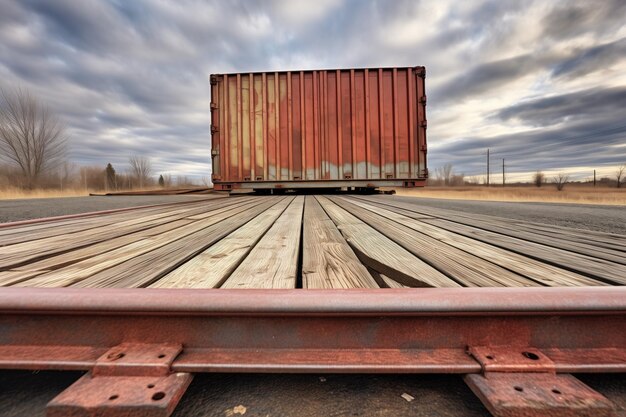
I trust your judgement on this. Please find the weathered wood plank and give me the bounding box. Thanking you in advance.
[428,211,626,264]
[422,217,626,285]
[73,198,285,288]
[346,197,607,287]
[15,198,269,287]
[0,197,258,269]
[302,196,378,289]
[511,223,626,252]
[222,196,305,289]
[365,266,405,288]
[316,196,460,288]
[0,219,194,286]
[334,196,539,287]
[381,274,407,288]
[151,197,292,288]
[0,198,222,246]
[357,196,626,259]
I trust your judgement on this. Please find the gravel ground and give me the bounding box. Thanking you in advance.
[0,194,624,416]
[378,195,626,234]
[0,195,213,223]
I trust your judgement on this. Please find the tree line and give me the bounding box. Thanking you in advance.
[429,164,625,190]
[0,87,197,192]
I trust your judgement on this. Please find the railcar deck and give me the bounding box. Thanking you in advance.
[1,194,624,288]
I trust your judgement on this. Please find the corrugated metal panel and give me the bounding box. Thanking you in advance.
[210,66,427,189]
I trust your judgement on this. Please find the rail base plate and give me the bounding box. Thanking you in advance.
[47,372,193,417]
[465,372,615,417]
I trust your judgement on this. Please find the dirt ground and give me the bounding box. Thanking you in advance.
[1,370,625,417]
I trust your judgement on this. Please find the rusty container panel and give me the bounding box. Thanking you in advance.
[210,66,427,190]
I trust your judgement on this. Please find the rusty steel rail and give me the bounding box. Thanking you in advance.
[1,287,625,416]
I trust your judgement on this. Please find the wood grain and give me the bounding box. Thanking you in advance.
[316,196,460,288]
[302,196,378,289]
[222,196,305,289]
[152,197,292,288]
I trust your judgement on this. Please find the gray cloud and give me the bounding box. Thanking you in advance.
[0,0,624,181]
[541,1,626,41]
[494,87,626,127]
[430,117,626,177]
[552,38,626,79]
[433,53,555,103]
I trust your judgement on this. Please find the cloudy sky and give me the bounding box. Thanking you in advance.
[1,0,625,182]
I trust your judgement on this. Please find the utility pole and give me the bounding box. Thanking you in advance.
[502,158,505,186]
[487,149,490,186]
[593,169,596,187]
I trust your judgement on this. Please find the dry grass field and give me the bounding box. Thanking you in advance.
[394,185,626,205]
[0,187,90,200]
[2,185,625,205]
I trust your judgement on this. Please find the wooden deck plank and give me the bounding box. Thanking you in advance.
[0,219,194,286]
[510,223,626,252]
[347,197,606,287]
[1,193,624,290]
[151,197,292,288]
[221,196,305,289]
[335,196,540,287]
[73,198,285,288]
[422,217,626,285]
[302,196,378,289]
[381,274,407,288]
[316,196,460,288]
[0,198,229,251]
[14,198,269,287]
[0,198,222,245]
[0,197,257,269]
[358,196,626,257]
[365,266,406,288]
[420,210,626,264]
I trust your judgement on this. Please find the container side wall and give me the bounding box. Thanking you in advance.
[241,75,251,179]
[368,71,381,178]
[279,74,289,180]
[210,66,427,187]
[326,72,340,180]
[254,74,264,180]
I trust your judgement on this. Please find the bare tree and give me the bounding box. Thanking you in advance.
[533,171,545,187]
[0,87,66,188]
[553,173,569,191]
[433,163,454,186]
[128,156,152,189]
[464,175,480,185]
[616,165,625,189]
[59,160,77,190]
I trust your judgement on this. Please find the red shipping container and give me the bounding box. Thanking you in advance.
[210,66,427,190]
